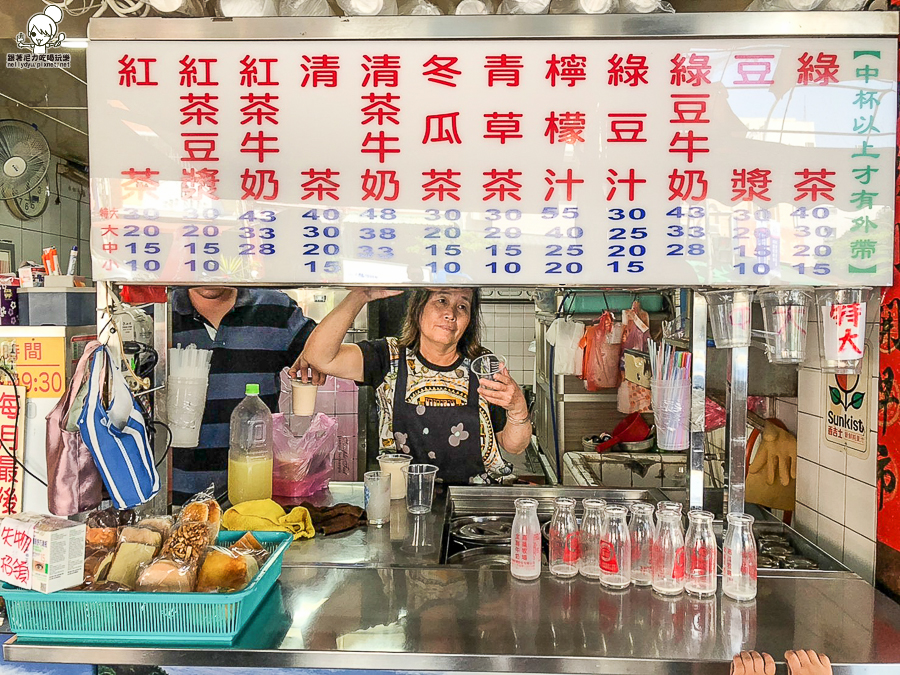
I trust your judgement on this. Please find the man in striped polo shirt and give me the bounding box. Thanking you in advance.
[171,287,321,505]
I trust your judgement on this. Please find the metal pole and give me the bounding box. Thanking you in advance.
[725,346,749,515]
[689,291,707,511]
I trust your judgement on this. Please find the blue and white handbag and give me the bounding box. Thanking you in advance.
[77,345,159,509]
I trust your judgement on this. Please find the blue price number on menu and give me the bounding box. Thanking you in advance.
[424,226,461,239]
[485,209,522,221]
[794,224,836,238]
[124,224,160,237]
[304,261,342,274]
[126,242,160,255]
[791,207,831,220]
[427,262,461,274]
[239,227,275,240]
[545,244,584,274]
[487,244,522,256]
[734,262,771,275]
[733,227,773,242]
[238,243,275,255]
[304,225,340,238]
[184,242,220,255]
[185,208,220,221]
[541,207,579,219]
[359,227,395,240]
[183,224,219,237]
[608,208,646,221]
[124,208,160,220]
[239,210,276,223]
[666,243,705,256]
[545,226,583,239]
[302,209,339,222]
[666,206,704,219]
[303,243,340,256]
[484,226,521,239]
[607,244,646,273]
[126,260,161,272]
[667,225,704,238]
[362,208,396,221]
[610,227,648,240]
[426,209,462,221]
[427,244,461,257]
[486,244,522,275]
[358,246,394,259]
[734,243,773,258]
[792,244,832,258]
[792,262,831,276]
[185,259,220,272]
[732,209,772,222]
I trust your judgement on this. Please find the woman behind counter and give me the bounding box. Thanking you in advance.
[296,288,531,484]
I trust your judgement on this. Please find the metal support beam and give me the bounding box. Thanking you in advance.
[689,291,707,511]
[725,346,749,515]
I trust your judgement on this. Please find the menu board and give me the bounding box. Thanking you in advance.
[87,35,896,286]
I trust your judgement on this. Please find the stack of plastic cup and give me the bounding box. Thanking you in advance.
[167,344,213,448]
[815,287,871,374]
[757,288,813,365]
[703,289,753,349]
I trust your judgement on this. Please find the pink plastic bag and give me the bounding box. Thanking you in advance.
[581,312,622,391]
[617,302,652,414]
[272,412,338,497]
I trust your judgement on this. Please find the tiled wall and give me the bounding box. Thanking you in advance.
[791,302,879,584]
[480,302,536,387]
[0,155,92,281]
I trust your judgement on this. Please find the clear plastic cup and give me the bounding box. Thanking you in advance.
[471,353,507,380]
[651,379,690,451]
[703,288,753,349]
[757,288,813,365]
[291,378,319,416]
[167,376,209,447]
[816,287,871,374]
[403,464,439,514]
[379,453,412,499]
[364,471,391,526]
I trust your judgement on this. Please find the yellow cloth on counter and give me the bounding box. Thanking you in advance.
[222,499,316,540]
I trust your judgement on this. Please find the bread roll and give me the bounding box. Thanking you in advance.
[84,548,114,584]
[120,526,162,551]
[231,532,263,552]
[106,542,156,589]
[136,558,196,593]
[196,549,256,593]
[86,527,117,549]
[137,517,174,541]
[180,501,209,523]
[161,521,210,566]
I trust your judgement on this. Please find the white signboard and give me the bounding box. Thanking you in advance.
[822,355,870,459]
[86,37,896,286]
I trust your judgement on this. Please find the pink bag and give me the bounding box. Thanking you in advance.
[45,340,104,516]
[618,302,652,414]
[272,412,338,497]
[581,312,622,391]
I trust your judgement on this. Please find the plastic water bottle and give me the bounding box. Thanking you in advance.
[228,383,274,505]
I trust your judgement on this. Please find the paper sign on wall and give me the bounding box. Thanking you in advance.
[822,303,866,361]
[822,355,870,459]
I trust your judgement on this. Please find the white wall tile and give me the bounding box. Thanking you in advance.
[798,368,823,417]
[796,412,820,464]
[495,313,509,328]
[510,325,526,341]
[819,438,847,474]
[509,341,524,356]
[846,433,876,487]
[817,467,846,524]
[793,502,817,543]
[843,528,876,584]
[796,457,818,511]
[817,514,844,562]
[844,478,876,541]
[495,328,509,341]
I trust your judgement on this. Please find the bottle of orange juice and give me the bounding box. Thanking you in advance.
[228,384,273,505]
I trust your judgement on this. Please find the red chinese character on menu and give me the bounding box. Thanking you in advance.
[181,168,219,201]
[839,329,863,355]
[423,56,460,87]
[301,55,340,88]
[485,55,523,87]
[179,56,218,87]
[240,131,279,163]
[669,131,709,163]
[608,54,648,87]
[544,112,585,145]
[0,456,15,484]
[670,94,709,124]
[362,170,400,201]
[831,303,861,328]
[422,169,461,202]
[797,52,840,86]
[606,169,646,202]
[545,54,587,87]
[99,208,118,219]
[794,168,836,202]
[608,113,647,143]
[361,131,400,163]
[0,425,16,447]
[120,168,159,200]
[733,54,775,85]
[239,56,278,87]
[101,260,120,272]
[102,241,119,253]
[0,394,18,421]
[731,168,772,202]
[668,169,708,202]
[484,113,523,144]
[23,343,40,361]
[182,133,219,162]
[544,169,584,202]
[240,169,279,201]
[670,54,711,87]
[362,55,401,88]
[423,113,462,144]
[180,93,219,126]
[301,169,341,201]
[361,93,401,126]
[483,169,522,202]
[118,56,157,87]
[240,93,279,126]
[101,223,119,237]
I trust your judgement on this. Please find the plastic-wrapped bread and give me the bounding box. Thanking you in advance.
[106,542,156,589]
[136,558,197,593]
[119,526,163,553]
[196,548,260,593]
[161,521,211,567]
[136,516,174,541]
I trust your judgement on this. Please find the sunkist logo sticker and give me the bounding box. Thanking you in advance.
[7,6,71,70]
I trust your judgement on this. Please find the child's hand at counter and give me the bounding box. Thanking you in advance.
[785,650,832,675]
[730,651,775,675]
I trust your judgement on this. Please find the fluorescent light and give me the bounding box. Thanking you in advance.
[62,38,88,49]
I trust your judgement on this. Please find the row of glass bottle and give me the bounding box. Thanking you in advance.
[510,497,757,601]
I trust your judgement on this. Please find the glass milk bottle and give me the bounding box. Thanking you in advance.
[652,508,685,596]
[723,513,757,601]
[549,497,580,578]
[629,502,654,586]
[685,510,717,597]
[228,383,274,505]
[511,498,542,580]
[579,498,606,580]
[599,505,631,589]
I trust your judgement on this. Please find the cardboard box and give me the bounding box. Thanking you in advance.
[0,513,85,593]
